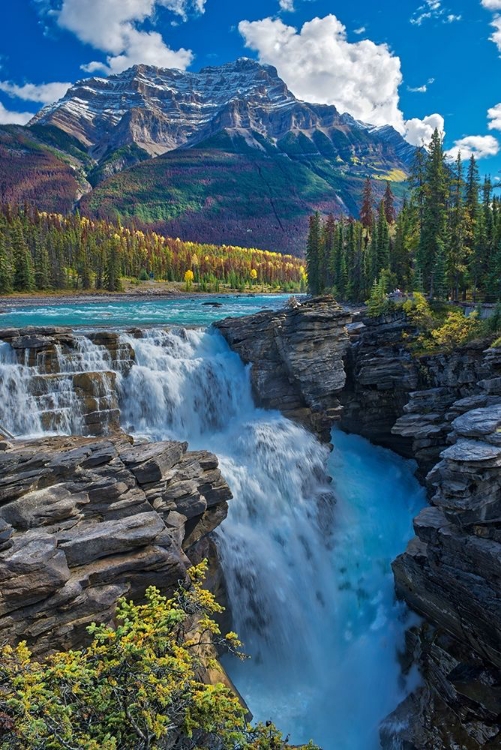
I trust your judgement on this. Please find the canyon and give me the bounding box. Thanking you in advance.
[1,297,501,747]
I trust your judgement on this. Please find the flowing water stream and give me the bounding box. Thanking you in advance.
[0,323,425,749]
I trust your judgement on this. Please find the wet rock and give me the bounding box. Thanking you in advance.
[215,295,350,440]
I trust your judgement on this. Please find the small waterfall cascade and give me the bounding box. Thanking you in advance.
[0,334,123,436]
[0,325,425,748]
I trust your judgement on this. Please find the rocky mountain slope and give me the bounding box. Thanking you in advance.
[0,59,413,253]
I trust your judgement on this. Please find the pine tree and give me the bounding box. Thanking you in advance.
[447,153,467,301]
[0,233,13,294]
[306,212,323,295]
[104,238,121,292]
[376,200,390,276]
[11,221,35,292]
[383,181,396,224]
[418,128,449,296]
[360,178,375,229]
[34,234,51,290]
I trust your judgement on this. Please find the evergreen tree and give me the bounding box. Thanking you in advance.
[34,234,51,290]
[0,233,13,294]
[306,212,323,295]
[383,181,396,224]
[417,128,449,296]
[11,221,35,292]
[104,237,121,293]
[447,153,467,301]
[360,178,375,229]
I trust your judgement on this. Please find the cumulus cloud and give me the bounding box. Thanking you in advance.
[411,0,461,24]
[0,101,33,125]
[489,15,501,52]
[445,135,500,160]
[408,77,435,93]
[51,0,200,74]
[481,0,501,52]
[0,81,70,104]
[238,15,406,132]
[404,113,445,146]
[353,26,366,34]
[488,103,501,130]
[238,13,444,146]
[279,0,295,11]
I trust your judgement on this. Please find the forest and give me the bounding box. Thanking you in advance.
[306,129,501,304]
[0,205,306,294]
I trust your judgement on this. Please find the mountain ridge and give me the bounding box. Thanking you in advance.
[0,59,415,253]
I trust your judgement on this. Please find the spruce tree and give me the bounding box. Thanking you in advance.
[360,178,375,229]
[306,212,323,295]
[418,128,449,296]
[11,221,35,292]
[0,233,13,294]
[383,181,396,224]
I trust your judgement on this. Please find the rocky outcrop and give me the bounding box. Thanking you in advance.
[0,434,231,656]
[215,296,351,441]
[340,313,420,454]
[326,312,501,747]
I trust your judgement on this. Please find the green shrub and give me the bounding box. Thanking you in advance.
[0,563,317,750]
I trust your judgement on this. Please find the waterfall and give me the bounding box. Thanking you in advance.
[0,335,117,436]
[0,326,425,748]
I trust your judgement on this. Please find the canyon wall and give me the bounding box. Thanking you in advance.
[215,295,351,441]
[217,300,501,749]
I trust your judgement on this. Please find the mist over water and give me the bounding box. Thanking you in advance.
[0,324,425,748]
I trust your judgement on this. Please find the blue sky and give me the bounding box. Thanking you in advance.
[1,0,500,180]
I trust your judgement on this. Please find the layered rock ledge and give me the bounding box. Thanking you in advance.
[215,296,351,440]
[0,435,231,655]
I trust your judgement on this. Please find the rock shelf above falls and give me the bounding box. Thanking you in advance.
[0,434,231,656]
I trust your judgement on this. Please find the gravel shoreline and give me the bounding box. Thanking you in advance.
[0,291,275,309]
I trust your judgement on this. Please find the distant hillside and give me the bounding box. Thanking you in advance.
[1,59,414,253]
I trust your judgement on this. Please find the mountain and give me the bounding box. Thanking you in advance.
[1,59,415,253]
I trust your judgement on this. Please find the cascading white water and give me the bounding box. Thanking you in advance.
[117,327,425,749]
[0,325,425,748]
[0,341,43,435]
[0,336,116,437]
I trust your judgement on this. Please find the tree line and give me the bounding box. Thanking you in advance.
[0,205,306,294]
[306,129,501,302]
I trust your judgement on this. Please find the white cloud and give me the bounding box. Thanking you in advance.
[411,0,462,25]
[481,0,501,9]
[446,135,500,160]
[0,81,71,104]
[404,113,445,146]
[407,76,435,93]
[0,102,33,125]
[238,13,445,146]
[279,0,295,11]
[481,0,501,53]
[53,0,199,74]
[238,15,406,132]
[489,15,501,52]
[488,103,501,130]
[353,26,366,34]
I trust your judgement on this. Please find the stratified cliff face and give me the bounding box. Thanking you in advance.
[217,303,501,748]
[215,296,351,441]
[339,315,501,748]
[0,435,231,656]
